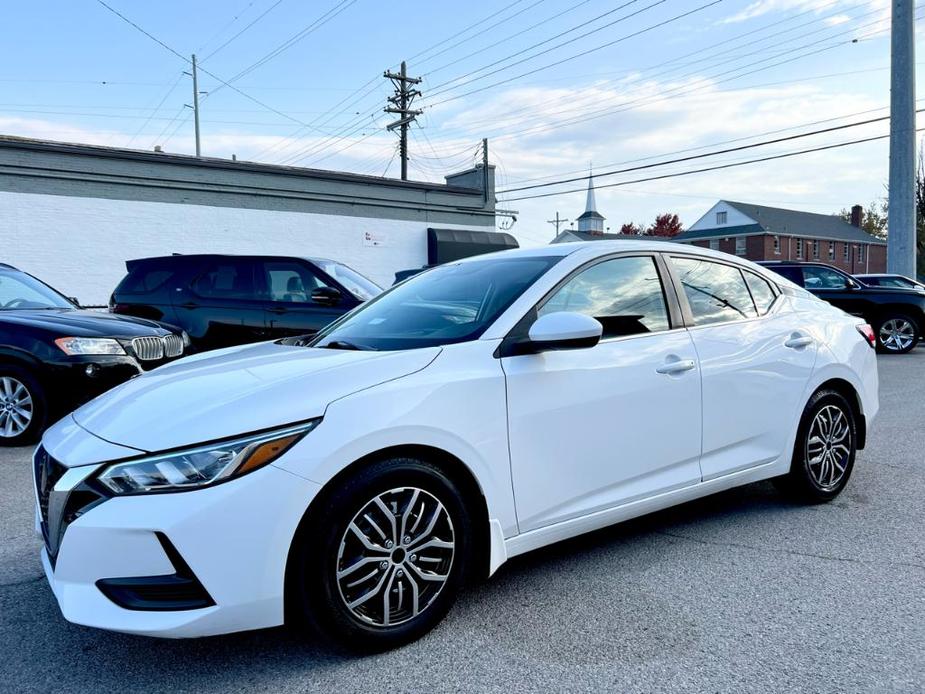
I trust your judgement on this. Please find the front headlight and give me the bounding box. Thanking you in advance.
[95,420,319,495]
[55,337,126,356]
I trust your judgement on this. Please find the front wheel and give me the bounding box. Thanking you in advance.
[288,458,472,652]
[875,313,919,354]
[0,366,46,446]
[775,389,857,503]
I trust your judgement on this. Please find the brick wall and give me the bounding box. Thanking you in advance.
[690,234,886,273]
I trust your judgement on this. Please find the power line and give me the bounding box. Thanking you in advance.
[201,0,287,61]
[502,130,921,203]
[424,1,723,108]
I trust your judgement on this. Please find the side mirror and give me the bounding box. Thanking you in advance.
[525,312,602,353]
[311,286,342,306]
[845,279,860,290]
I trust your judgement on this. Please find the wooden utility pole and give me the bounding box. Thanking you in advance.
[191,54,201,156]
[384,61,422,180]
[547,212,570,239]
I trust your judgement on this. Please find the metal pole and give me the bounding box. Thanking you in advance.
[192,54,201,157]
[888,0,916,276]
[399,61,408,180]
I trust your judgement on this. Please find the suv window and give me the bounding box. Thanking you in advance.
[802,265,849,289]
[539,256,670,338]
[260,261,331,303]
[744,271,777,315]
[192,260,258,299]
[117,263,175,294]
[671,257,756,325]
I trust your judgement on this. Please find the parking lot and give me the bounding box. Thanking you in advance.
[0,352,921,693]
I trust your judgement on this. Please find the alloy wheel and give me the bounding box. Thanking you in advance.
[805,404,852,491]
[0,376,33,438]
[335,487,455,628]
[878,318,915,352]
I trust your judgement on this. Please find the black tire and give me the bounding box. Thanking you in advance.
[0,365,46,447]
[874,312,919,354]
[288,457,473,652]
[774,389,857,503]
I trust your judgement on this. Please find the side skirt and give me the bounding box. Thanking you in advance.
[501,460,782,562]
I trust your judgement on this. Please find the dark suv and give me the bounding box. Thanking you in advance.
[759,260,925,354]
[110,255,382,352]
[0,263,187,445]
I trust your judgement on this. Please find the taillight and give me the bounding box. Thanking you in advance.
[856,323,876,348]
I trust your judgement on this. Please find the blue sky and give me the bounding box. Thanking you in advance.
[2,0,921,246]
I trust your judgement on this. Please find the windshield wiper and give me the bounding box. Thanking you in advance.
[318,339,375,351]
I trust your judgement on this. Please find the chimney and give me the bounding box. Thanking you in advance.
[850,204,862,227]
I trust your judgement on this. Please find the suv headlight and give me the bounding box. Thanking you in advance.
[95,420,319,495]
[55,337,126,356]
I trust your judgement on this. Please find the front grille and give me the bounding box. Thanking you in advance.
[132,336,165,361]
[33,447,66,549]
[163,333,184,358]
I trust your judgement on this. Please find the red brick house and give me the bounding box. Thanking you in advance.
[674,201,887,273]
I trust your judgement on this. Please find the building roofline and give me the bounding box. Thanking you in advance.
[0,135,482,194]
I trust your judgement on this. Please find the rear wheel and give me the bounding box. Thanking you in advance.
[875,313,919,354]
[0,366,46,446]
[775,389,857,503]
[288,457,472,652]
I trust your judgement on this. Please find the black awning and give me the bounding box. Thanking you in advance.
[427,228,519,265]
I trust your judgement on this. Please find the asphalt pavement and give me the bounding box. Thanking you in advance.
[0,352,923,693]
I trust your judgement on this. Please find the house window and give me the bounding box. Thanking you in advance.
[716,211,727,225]
[796,238,804,258]
[773,235,781,255]
[812,240,820,259]
[709,239,719,250]
[735,237,746,256]
[828,242,835,260]
[858,244,865,262]
[843,243,850,262]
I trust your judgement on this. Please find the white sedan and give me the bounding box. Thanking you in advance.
[35,241,878,651]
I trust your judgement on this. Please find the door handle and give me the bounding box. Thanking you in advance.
[267,306,288,314]
[179,302,198,309]
[784,335,814,349]
[656,358,696,375]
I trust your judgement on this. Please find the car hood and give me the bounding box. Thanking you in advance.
[0,308,169,337]
[70,341,441,452]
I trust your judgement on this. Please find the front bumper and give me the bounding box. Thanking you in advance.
[39,461,320,638]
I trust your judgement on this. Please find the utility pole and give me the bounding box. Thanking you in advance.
[547,212,570,239]
[190,54,202,156]
[888,0,916,277]
[384,61,422,180]
[482,138,489,205]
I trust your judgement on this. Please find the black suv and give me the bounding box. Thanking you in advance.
[759,260,925,354]
[0,264,187,445]
[110,255,382,352]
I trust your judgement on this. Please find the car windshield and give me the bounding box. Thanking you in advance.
[0,271,74,310]
[309,256,560,350]
[313,260,382,301]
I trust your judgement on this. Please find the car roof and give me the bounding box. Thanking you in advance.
[127,253,335,264]
[0,262,19,270]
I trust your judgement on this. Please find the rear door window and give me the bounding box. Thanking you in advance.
[192,260,259,300]
[744,272,777,315]
[670,257,757,325]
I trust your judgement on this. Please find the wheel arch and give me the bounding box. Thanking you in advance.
[283,443,495,620]
[872,303,925,331]
[813,377,867,450]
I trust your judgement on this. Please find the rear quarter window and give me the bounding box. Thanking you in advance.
[116,265,175,295]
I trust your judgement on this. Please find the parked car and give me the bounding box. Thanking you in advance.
[759,261,925,354]
[855,273,925,293]
[110,254,382,352]
[37,242,878,650]
[0,263,187,445]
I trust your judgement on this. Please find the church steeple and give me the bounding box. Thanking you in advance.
[577,169,605,234]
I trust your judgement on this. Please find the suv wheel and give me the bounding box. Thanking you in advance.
[875,313,919,354]
[288,457,472,652]
[0,366,46,446]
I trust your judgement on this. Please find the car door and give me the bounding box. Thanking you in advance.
[502,254,702,533]
[668,256,818,481]
[800,265,869,318]
[176,258,267,350]
[258,259,356,339]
